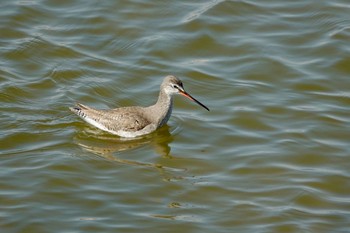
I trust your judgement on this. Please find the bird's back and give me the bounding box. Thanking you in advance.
[70,103,153,135]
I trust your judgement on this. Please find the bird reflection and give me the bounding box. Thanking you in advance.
[72,124,184,172]
[75,124,171,154]
[73,124,189,181]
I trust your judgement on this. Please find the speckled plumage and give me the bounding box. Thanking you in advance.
[70,75,209,137]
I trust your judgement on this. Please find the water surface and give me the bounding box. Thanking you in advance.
[1,0,350,232]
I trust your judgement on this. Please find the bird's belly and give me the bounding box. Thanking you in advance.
[112,124,157,137]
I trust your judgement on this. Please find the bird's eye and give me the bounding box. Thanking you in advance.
[172,84,178,89]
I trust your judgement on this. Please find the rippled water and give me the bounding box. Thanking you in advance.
[1,0,350,232]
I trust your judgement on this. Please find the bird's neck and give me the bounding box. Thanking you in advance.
[150,90,173,128]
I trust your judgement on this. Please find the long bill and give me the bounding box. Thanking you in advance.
[179,90,210,111]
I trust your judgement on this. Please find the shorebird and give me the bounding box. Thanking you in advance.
[69,75,209,137]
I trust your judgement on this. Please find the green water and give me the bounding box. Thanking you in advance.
[1,0,350,232]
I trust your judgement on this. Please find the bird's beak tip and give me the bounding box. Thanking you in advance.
[179,90,209,112]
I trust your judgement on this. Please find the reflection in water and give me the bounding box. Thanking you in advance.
[74,124,172,156]
[150,214,202,222]
[73,125,187,177]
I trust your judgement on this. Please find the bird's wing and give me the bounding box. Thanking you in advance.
[71,104,151,132]
[101,108,152,132]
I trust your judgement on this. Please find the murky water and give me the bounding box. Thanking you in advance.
[1,0,350,232]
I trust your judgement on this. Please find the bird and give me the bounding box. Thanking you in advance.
[69,75,209,138]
